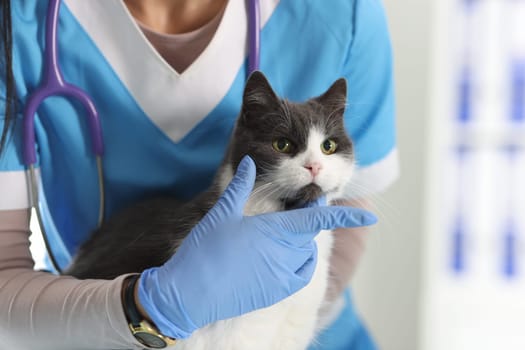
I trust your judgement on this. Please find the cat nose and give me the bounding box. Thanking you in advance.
[304,162,322,177]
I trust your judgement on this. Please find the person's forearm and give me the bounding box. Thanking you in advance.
[326,225,368,301]
[0,209,142,350]
[326,198,371,301]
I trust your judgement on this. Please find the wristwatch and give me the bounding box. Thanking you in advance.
[123,275,177,349]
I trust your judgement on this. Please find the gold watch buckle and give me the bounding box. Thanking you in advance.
[129,319,177,348]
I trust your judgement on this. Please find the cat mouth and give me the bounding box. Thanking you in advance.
[283,183,324,210]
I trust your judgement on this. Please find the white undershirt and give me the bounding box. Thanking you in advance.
[137,7,225,74]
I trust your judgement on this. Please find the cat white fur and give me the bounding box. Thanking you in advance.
[173,128,354,350]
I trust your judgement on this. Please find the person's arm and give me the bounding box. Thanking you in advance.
[326,198,371,302]
[0,209,145,350]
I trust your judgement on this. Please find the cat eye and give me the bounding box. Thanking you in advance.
[321,139,337,155]
[272,138,292,153]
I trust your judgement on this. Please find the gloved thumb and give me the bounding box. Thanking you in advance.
[213,155,257,217]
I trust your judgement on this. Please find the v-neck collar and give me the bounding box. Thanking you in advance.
[64,0,279,143]
[136,6,225,75]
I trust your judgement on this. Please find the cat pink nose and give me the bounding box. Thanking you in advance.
[304,162,322,177]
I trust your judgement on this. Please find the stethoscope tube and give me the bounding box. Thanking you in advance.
[24,0,106,273]
[248,0,260,74]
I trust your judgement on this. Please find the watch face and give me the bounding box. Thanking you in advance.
[135,331,167,349]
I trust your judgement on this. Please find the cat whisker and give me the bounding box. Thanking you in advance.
[247,182,285,211]
[254,182,306,209]
[250,181,276,195]
[333,188,398,252]
[343,183,400,229]
[249,184,279,201]
[258,186,287,203]
[345,181,397,211]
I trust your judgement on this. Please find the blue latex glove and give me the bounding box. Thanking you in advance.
[137,156,377,339]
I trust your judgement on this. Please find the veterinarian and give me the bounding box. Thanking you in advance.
[0,0,397,349]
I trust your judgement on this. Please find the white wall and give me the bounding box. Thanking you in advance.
[352,1,432,349]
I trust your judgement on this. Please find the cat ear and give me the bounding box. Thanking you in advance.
[315,78,347,118]
[241,71,280,120]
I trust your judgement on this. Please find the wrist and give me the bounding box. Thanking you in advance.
[136,268,196,339]
[122,275,177,348]
[133,275,154,323]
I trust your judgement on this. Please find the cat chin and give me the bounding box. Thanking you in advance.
[282,183,324,210]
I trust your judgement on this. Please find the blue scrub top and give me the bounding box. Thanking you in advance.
[309,291,377,350]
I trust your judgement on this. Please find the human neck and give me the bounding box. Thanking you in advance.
[123,0,228,34]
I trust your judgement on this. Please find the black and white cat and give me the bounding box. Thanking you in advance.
[66,71,355,350]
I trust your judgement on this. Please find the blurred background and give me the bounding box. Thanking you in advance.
[353,0,525,349]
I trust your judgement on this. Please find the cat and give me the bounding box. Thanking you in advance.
[65,71,355,350]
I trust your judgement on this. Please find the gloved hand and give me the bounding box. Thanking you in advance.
[137,156,377,339]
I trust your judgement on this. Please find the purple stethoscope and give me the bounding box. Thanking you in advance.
[23,0,261,273]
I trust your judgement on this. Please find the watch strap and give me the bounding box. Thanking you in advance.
[124,275,144,327]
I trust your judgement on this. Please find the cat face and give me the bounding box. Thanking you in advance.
[229,72,355,208]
